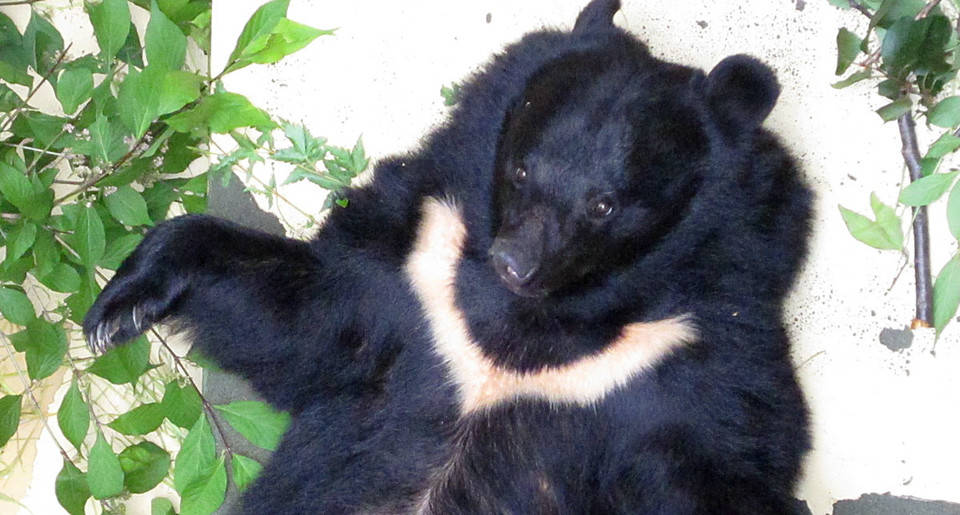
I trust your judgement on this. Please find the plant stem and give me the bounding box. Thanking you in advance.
[897,112,934,328]
[0,43,73,136]
[148,327,234,458]
[916,0,942,20]
[0,0,43,6]
[0,332,76,464]
[848,0,872,18]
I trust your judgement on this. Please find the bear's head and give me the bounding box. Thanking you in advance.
[488,0,781,299]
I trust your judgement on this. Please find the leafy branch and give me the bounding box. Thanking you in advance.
[0,0,344,513]
[831,0,960,334]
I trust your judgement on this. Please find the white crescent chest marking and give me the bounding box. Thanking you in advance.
[405,198,696,416]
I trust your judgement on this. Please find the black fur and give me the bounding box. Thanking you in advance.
[84,1,812,512]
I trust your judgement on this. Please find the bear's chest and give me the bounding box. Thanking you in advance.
[405,198,695,415]
[394,198,697,512]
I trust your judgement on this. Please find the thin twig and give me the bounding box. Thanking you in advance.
[53,131,150,206]
[0,43,73,136]
[148,328,234,457]
[897,112,934,328]
[916,0,942,20]
[0,332,76,464]
[849,0,873,19]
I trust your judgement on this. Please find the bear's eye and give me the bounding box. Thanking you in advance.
[589,198,615,219]
[513,166,528,185]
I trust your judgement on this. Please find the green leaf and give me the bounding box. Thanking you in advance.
[0,157,38,217]
[116,21,145,67]
[441,82,462,106]
[0,287,35,325]
[146,0,187,71]
[230,18,330,72]
[119,441,171,493]
[144,180,179,221]
[56,67,94,115]
[231,454,262,492]
[0,395,22,448]
[876,78,901,100]
[214,401,290,451]
[0,256,32,285]
[167,91,275,135]
[100,157,152,188]
[87,0,132,61]
[116,68,156,140]
[74,114,128,164]
[162,380,202,428]
[58,379,90,453]
[881,16,918,76]
[0,14,32,87]
[39,263,83,293]
[948,180,960,240]
[108,402,166,435]
[226,0,290,68]
[870,192,904,248]
[100,233,143,270]
[23,11,64,78]
[55,459,90,515]
[66,271,99,324]
[925,133,960,159]
[87,432,125,499]
[117,67,204,139]
[152,497,176,515]
[160,132,202,173]
[35,230,63,272]
[174,415,216,493]
[836,28,863,75]
[350,137,368,174]
[7,222,37,262]
[0,84,21,112]
[71,205,106,267]
[838,194,904,250]
[88,336,151,385]
[9,330,28,353]
[21,112,71,150]
[157,70,203,114]
[180,455,227,515]
[928,96,960,128]
[876,97,912,121]
[933,255,960,334]
[899,171,959,206]
[914,15,952,75]
[106,185,153,226]
[24,319,67,381]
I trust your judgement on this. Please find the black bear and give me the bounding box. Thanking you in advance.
[84,0,812,512]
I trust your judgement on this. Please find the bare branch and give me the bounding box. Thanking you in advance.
[916,0,942,20]
[849,0,873,19]
[897,112,934,328]
[149,327,235,458]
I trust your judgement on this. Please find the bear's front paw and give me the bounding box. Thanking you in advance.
[83,267,185,353]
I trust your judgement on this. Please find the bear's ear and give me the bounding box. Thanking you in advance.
[704,55,780,133]
[573,0,620,34]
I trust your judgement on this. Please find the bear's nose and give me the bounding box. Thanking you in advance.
[493,250,539,286]
[491,249,539,286]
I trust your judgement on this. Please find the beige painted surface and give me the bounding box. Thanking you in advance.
[10,1,960,513]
